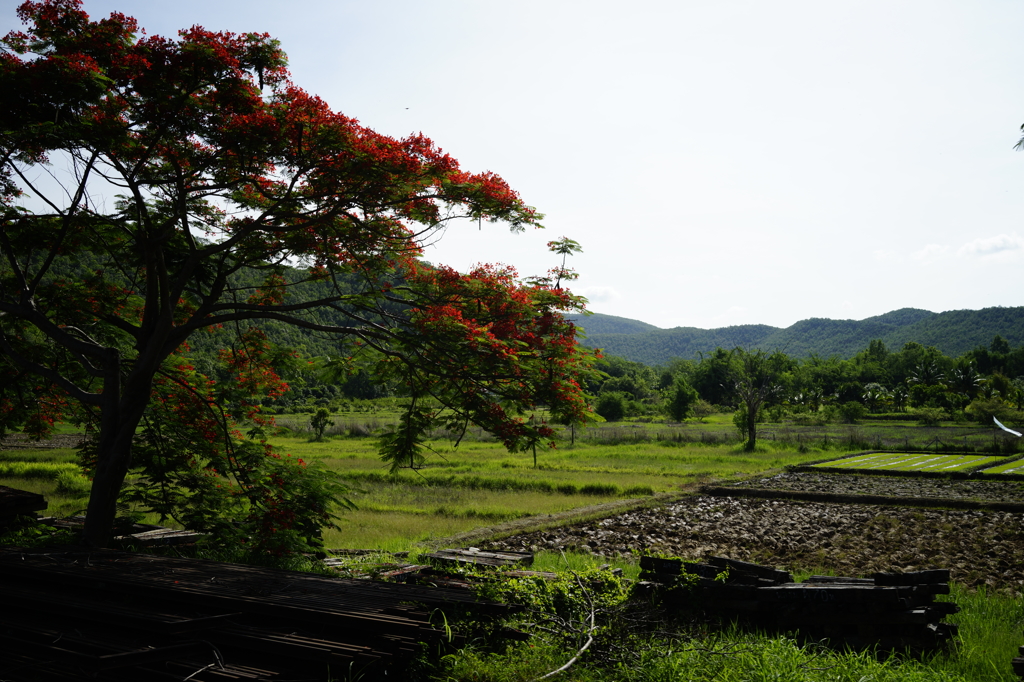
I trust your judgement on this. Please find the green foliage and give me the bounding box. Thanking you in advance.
[438,567,1018,682]
[54,470,90,496]
[0,461,79,479]
[665,377,698,422]
[309,408,334,441]
[580,306,1024,365]
[378,402,435,472]
[732,348,789,452]
[914,407,947,427]
[596,393,628,422]
[0,516,78,549]
[71,350,355,555]
[966,397,1020,425]
[838,400,867,423]
[691,399,715,422]
[0,0,592,548]
[733,405,751,441]
[479,564,631,615]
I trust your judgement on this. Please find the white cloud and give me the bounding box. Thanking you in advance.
[957,232,1024,259]
[910,244,950,263]
[575,286,622,304]
[872,249,901,263]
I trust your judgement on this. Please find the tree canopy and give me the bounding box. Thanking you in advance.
[0,0,596,547]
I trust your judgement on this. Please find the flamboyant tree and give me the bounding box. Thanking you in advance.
[0,0,595,547]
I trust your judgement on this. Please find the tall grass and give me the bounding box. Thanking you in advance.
[0,461,79,479]
[441,584,1022,682]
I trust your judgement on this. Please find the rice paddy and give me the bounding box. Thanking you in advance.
[813,452,1004,472]
[977,456,1024,474]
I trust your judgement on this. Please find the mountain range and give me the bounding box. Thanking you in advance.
[570,307,1024,365]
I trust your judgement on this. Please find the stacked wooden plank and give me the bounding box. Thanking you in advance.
[639,555,959,652]
[423,547,535,568]
[48,517,207,546]
[0,545,510,681]
[0,485,46,525]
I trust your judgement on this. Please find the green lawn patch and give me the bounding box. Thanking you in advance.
[813,452,1003,472]
[977,456,1024,474]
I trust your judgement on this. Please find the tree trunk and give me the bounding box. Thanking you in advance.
[82,429,135,547]
[745,405,757,452]
[81,351,149,548]
[744,394,764,452]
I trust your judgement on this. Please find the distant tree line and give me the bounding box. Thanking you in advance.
[586,337,1024,438]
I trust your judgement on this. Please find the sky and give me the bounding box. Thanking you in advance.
[5,0,1024,330]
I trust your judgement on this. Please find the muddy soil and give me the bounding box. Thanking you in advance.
[733,471,1024,503]
[485,486,1024,593]
[0,434,87,450]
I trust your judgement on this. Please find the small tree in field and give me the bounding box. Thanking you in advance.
[666,377,698,422]
[310,408,334,441]
[0,0,597,547]
[731,349,788,452]
[595,393,627,422]
[691,399,714,423]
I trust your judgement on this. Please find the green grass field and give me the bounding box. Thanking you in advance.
[979,456,1024,474]
[813,452,1005,472]
[268,433,829,548]
[3,408,1021,548]
[0,421,850,548]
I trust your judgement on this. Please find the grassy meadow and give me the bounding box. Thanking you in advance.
[266,427,825,549]
[3,405,1022,548]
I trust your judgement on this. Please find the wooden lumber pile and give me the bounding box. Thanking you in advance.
[46,517,207,546]
[0,545,511,681]
[639,555,959,652]
[0,485,46,525]
[423,547,534,568]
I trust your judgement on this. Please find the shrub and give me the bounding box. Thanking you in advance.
[309,408,334,441]
[691,399,714,423]
[838,401,866,423]
[914,407,946,427]
[596,393,627,422]
[966,397,1020,425]
[54,471,91,496]
[665,378,698,422]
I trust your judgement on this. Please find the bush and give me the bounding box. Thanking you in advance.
[838,401,867,424]
[309,408,334,441]
[665,378,698,422]
[596,393,627,422]
[54,470,91,496]
[966,397,1020,425]
[914,407,946,427]
[691,399,714,423]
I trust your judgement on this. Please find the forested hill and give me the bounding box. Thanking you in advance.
[573,307,1024,365]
